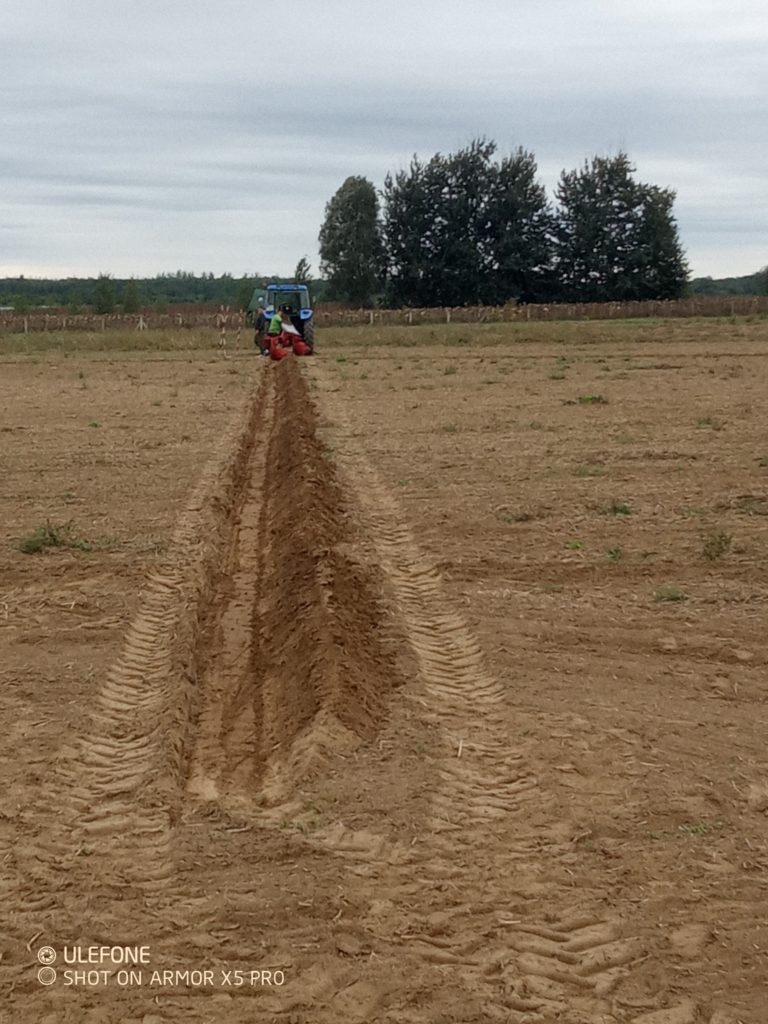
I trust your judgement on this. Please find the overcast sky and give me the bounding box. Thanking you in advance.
[2,0,766,281]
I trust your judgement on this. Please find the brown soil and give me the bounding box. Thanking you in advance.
[1,328,767,1023]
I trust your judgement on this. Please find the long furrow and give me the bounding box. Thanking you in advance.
[186,358,406,830]
[187,369,275,810]
[309,362,704,1024]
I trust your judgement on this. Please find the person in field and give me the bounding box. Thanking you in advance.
[268,304,312,358]
[267,304,293,361]
[253,304,268,353]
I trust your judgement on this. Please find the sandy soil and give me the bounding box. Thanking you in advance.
[1,323,767,1023]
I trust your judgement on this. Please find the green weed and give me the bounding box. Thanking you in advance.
[678,821,722,836]
[696,415,724,430]
[702,530,732,560]
[577,394,609,405]
[18,521,93,555]
[654,584,687,603]
[604,499,632,516]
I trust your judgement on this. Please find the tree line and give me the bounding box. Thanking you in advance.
[0,263,332,314]
[319,141,695,307]
[689,269,768,297]
[0,271,277,314]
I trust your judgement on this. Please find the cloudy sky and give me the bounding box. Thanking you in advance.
[2,0,766,281]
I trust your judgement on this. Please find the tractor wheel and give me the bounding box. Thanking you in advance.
[304,320,315,353]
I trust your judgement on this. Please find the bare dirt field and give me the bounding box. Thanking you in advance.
[1,319,767,1023]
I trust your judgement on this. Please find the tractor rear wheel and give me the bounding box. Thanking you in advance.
[304,320,315,353]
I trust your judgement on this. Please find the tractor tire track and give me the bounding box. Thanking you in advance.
[6,367,270,942]
[308,360,698,1024]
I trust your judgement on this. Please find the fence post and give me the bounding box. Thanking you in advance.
[407,311,413,325]
[445,307,451,324]
[23,316,28,334]
[369,310,374,325]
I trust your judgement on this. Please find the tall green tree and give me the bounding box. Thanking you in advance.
[236,276,255,310]
[383,140,494,307]
[554,153,688,302]
[382,140,554,306]
[319,176,383,305]
[93,273,116,314]
[294,256,312,283]
[122,279,141,313]
[483,148,555,303]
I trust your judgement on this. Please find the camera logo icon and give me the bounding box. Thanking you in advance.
[38,947,57,966]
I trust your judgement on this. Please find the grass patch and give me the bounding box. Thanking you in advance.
[702,530,732,560]
[574,464,604,477]
[678,821,722,837]
[18,520,93,555]
[606,546,623,562]
[604,499,632,516]
[577,394,609,405]
[732,495,768,516]
[696,415,724,430]
[654,584,687,603]
[501,509,543,523]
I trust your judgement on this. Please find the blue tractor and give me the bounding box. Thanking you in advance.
[247,282,315,353]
